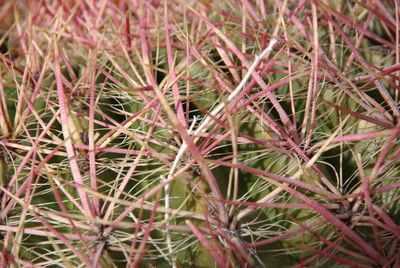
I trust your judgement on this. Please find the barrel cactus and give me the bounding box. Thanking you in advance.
[0,1,399,267]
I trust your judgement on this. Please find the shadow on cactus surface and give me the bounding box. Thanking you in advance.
[0,0,400,267]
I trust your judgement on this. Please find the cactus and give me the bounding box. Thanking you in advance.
[0,1,399,267]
